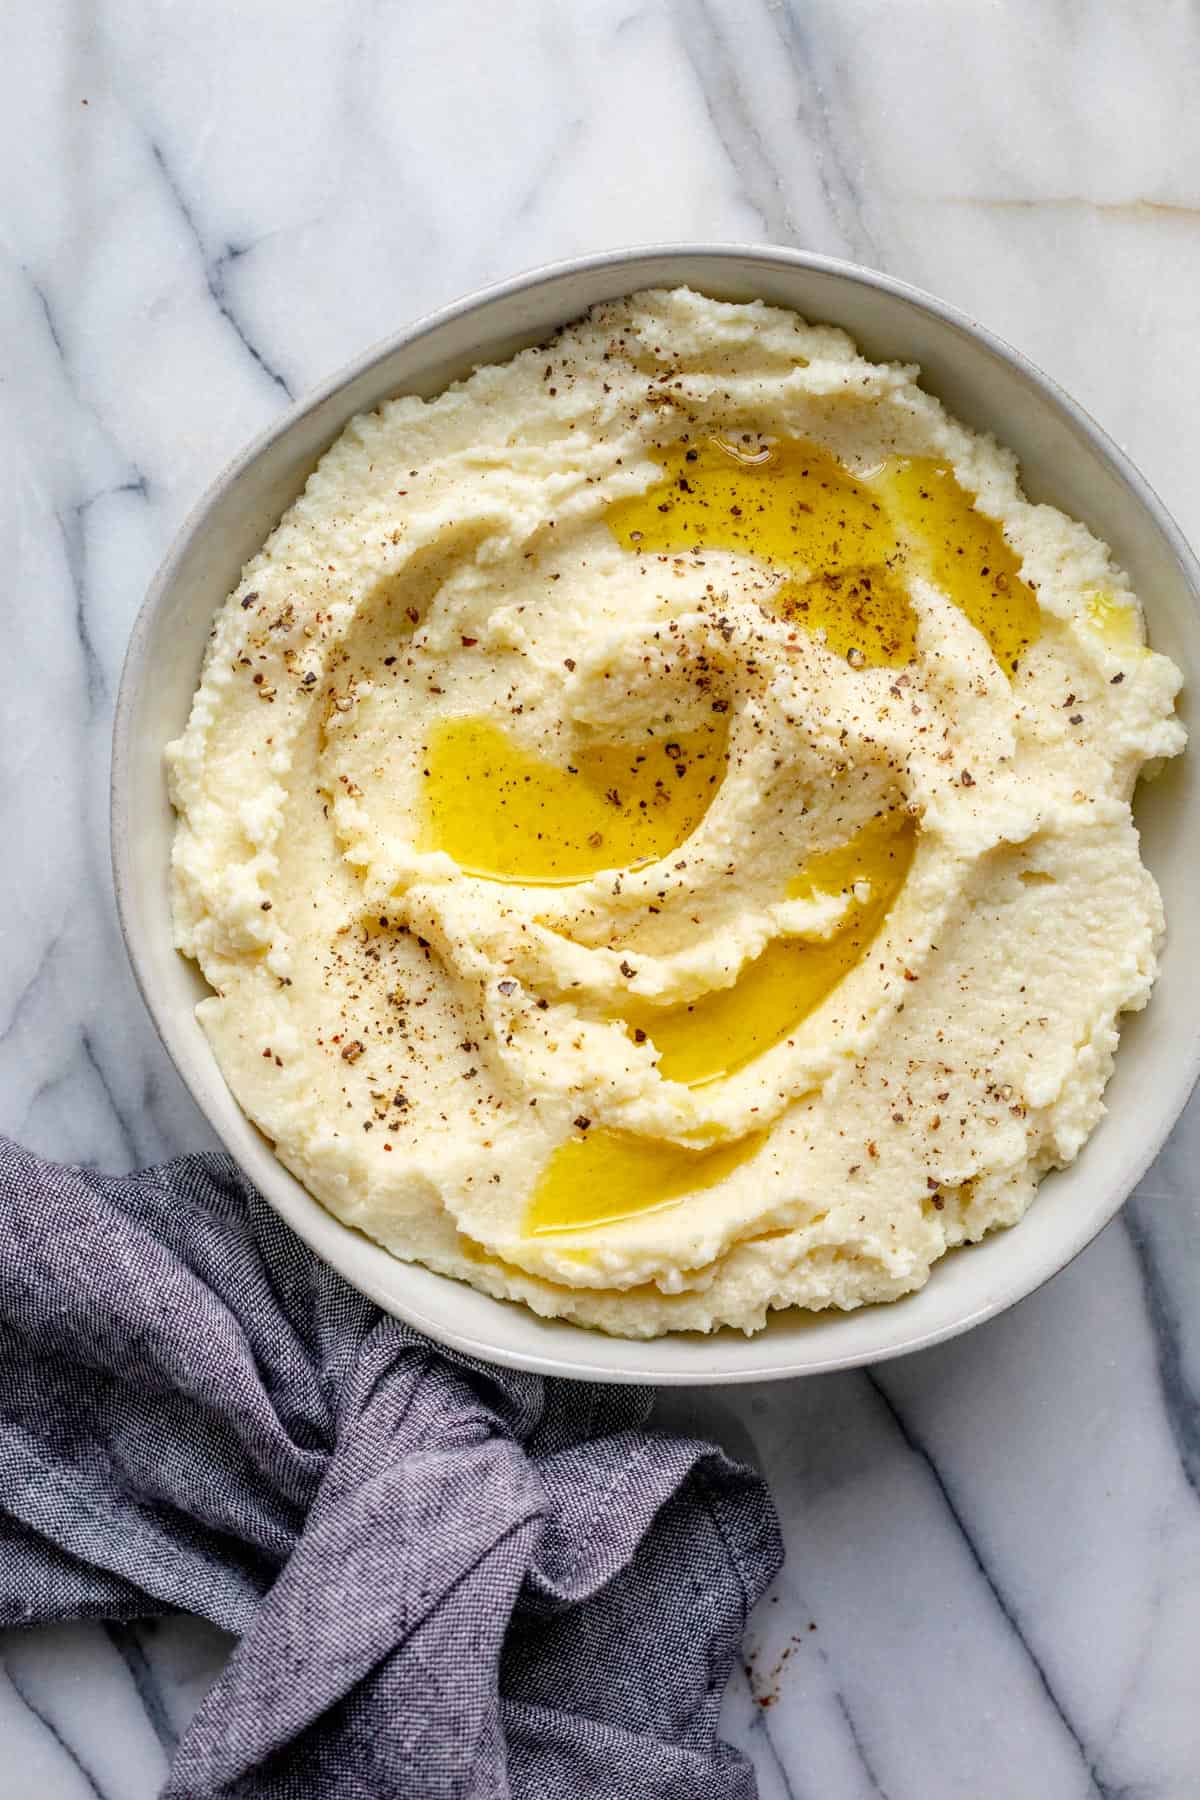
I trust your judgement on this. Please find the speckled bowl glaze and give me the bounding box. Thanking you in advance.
[112,246,1200,1383]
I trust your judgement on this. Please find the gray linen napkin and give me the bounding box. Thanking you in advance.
[0,1137,782,1798]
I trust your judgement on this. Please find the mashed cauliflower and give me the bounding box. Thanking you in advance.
[167,288,1184,1336]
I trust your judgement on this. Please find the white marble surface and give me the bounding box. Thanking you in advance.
[2,1,1199,1793]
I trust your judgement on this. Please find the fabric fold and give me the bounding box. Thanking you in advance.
[0,1139,782,1798]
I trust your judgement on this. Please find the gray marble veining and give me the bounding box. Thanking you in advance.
[2,1,1198,1794]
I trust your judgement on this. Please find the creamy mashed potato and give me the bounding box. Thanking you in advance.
[167,288,1184,1337]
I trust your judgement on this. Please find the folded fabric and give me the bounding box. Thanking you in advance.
[0,1138,782,1798]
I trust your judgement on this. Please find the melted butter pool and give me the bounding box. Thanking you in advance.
[608,436,915,666]
[623,808,918,1087]
[607,436,1041,673]
[873,456,1041,673]
[524,1126,766,1236]
[1085,589,1142,647]
[420,715,726,883]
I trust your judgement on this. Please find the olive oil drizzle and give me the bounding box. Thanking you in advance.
[524,1127,766,1236]
[419,714,726,884]
[420,432,1046,1239]
[622,810,918,1087]
[608,435,1042,673]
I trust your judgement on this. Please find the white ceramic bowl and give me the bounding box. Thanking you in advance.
[113,245,1200,1383]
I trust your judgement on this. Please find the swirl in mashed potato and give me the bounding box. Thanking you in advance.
[167,288,1184,1337]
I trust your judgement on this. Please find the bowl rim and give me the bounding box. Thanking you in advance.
[112,241,1200,1382]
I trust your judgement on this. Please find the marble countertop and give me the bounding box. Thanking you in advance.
[3,1,1199,1794]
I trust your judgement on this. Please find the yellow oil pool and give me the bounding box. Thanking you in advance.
[524,1126,765,1236]
[607,435,1041,673]
[623,809,918,1087]
[419,714,726,883]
